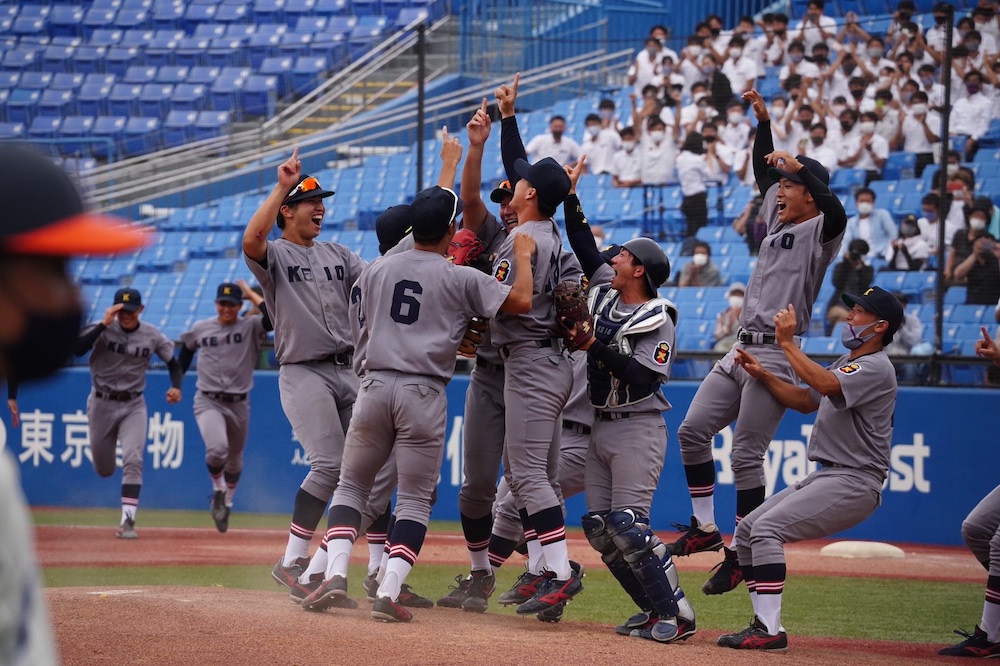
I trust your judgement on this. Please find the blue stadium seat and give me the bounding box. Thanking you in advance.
[326,16,358,34]
[0,47,39,73]
[170,83,207,112]
[0,122,26,140]
[883,151,917,180]
[84,73,118,88]
[253,0,286,24]
[309,31,347,64]
[37,89,76,117]
[295,16,328,34]
[225,23,256,41]
[49,5,85,38]
[43,44,78,73]
[70,45,108,74]
[944,286,967,304]
[152,3,185,30]
[240,74,278,117]
[18,71,53,90]
[893,191,924,217]
[217,3,251,23]
[869,179,894,202]
[315,0,349,14]
[57,115,96,156]
[122,116,162,156]
[104,47,139,77]
[348,26,382,59]
[163,109,198,148]
[260,56,294,97]
[829,168,866,196]
[121,29,157,48]
[139,83,174,117]
[108,83,143,117]
[28,116,62,141]
[292,56,327,94]
[6,89,40,125]
[0,71,19,90]
[51,72,85,91]
[76,83,113,117]
[187,66,221,85]
[248,32,281,67]
[11,16,47,39]
[184,3,218,31]
[123,65,159,85]
[208,38,247,68]
[144,34,181,67]
[156,65,190,84]
[802,336,838,354]
[193,23,227,40]
[114,8,151,30]
[209,74,245,116]
[352,0,382,15]
[89,28,124,46]
[194,110,230,142]
[174,36,210,68]
[278,32,313,57]
[949,304,990,323]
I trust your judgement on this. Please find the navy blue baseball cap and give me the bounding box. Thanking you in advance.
[283,174,335,204]
[410,186,463,243]
[842,286,904,341]
[490,178,513,204]
[215,282,242,304]
[600,243,622,264]
[513,157,572,211]
[113,287,142,312]
[768,154,830,186]
[375,204,413,255]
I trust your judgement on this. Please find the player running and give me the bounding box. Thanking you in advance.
[718,287,902,651]
[671,88,847,596]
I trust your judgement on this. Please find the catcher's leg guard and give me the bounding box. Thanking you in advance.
[607,509,680,619]
[582,513,653,613]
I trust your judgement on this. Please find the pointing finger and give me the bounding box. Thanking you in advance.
[511,72,520,94]
[481,98,488,113]
[442,125,449,140]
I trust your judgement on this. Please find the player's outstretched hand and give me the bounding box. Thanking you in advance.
[742,89,768,122]
[7,398,19,428]
[467,98,492,147]
[166,387,181,404]
[773,304,797,344]
[278,147,301,189]
[102,303,125,326]
[440,126,463,166]
[735,348,767,379]
[765,150,803,174]
[495,72,519,119]
[975,326,1000,367]
[565,154,586,194]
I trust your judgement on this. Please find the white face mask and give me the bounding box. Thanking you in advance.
[878,75,891,87]
[692,252,709,266]
[910,103,927,115]
[970,217,988,230]
[947,163,959,175]
[728,295,744,309]
[728,111,743,124]
[868,47,883,59]
[649,130,665,143]
[771,106,785,119]
[693,91,708,102]
[729,48,743,59]
[858,121,875,134]
[831,104,846,116]
[586,125,601,138]
[857,201,874,215]
[622,140,636,151]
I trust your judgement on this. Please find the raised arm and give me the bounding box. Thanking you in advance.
[743,89,777,193]
[562,156,605,279]
[243,149,302,263]
[436,126,463,189]
[460,99,492,234]
[496,73,528,185]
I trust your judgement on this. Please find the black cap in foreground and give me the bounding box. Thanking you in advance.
[513,157,571,212]
[410,186,463,243]
[768,154,830,186]
[375,205,413,255]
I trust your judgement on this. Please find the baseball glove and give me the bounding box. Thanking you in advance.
[554,280,594,352]
[447,228,486,266]
[458,317,488,358]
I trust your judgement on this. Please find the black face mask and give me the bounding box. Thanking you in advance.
[5,310,82,381]
[552,131,563,141]
[703,135,717,143]
[710,27,721,37]
[841,120,855,132]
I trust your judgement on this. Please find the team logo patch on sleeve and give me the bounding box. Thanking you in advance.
[837,362,861,375]
[494,259,511,283]
[653,341,671,365]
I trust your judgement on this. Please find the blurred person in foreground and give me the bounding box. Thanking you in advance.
[0,143,150,665]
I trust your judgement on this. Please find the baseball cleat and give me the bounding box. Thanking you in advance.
[437,573,474,608]
[372,595,414,623]
[398,583,434,608]
[515,570,583,615]
[498,570,545,606]
[461,571,496,614]
[938,625,1000,658]
[535,601,565,623]
[629,616,680,643]
[702,547,744,595]
[615,610,658,635]
[364,574,379,602]
[115,517,138,540]
[271,556,310,590]
[292,574,359,610]
[301,574,349,612]
[210,491,229,533]
[717,616,788,651]
[665,516,723,556]
[674,615,698,641]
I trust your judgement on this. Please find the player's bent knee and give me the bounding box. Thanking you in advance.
[582,512,618,561]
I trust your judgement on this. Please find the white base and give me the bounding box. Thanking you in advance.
[819,540,905,559]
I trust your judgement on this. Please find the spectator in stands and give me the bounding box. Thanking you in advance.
[792,0,836,53]
[946,208,996,282]
[930,149,976,191]
[720,99,751,151]
[951,69,994,162]
[525,115,581,166]
[701,53,735,115]
[784,95,817,156]
[656,54,687,97]
[733,126,757,186]
[837,111,888,183]
[704,13,731,61]
[976,195,1000,239]
[627,36,665,97]
[887,214,931,271]
[762,12,790,68]
[766,96,792,151]
[676,132,719,239]
[917,63,945,109]
[779,41,819,89]
[962,30,990,71]
[637,115,677,185]
[845,76,870,113]
[872,89,901,145]
[857,37,895,84]
[973,5,1000,46]
[678,241,723,287]
[679,81,717,135]
[803,123,838,177]
[610,126,642,188]
[887,1,918,46]
[844,187,898,261]
[722,35,758,96]
[732,185,765,255]
[598,98,624,133]
[713,282,746,351]
[822,96,849,142]
[918,192,943,255]
[885,292,931,383]
[580,113,621,176]
[893,91,940,176]
[834,12,870,53]
[955,234,1000,305]
[678,37,708,91]
[925,2,962,64]
[826,238,875,329]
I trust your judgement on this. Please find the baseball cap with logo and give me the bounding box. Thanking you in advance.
[513,157,572,212]
[215,283,242,305]
[0,143,151,256]
[410,186,463,243]
[841,286,904,342]
[283,174,335,205]
[375,204,413,255]
[490,179,514,204]
[113,288,143,312]
[767,154,831,186]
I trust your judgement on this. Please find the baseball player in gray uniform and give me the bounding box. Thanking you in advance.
[939,327,1000,658]
[717,286,902,651]
[243,150,369,598]
[562,160,696,643]
[671,89,846,596]
[300,186,536,622]
[73,287,183,539]
[178,280,271,533]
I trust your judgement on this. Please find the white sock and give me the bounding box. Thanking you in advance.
[378,549,390,581]
[367,542,384,576]
[540,540,571,580]
[691,497,716,528]
[755,593,783,635]
[982,600,1000,643]
[282,535,311,567]
[749,590,759,616]
[300,547,327,582]
[525,538,545,574]
[469,548,491,572]
[212,474,226,493]
[121,503,137,523]
[324,539,353,580]
[224,482,237,507]
[377,559,414,601]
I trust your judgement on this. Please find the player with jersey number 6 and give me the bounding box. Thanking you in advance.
[178,280,272,533]
[670,87,846,597]
[73,287,183,539]
[717,287,902,651]
[300,185,536,622]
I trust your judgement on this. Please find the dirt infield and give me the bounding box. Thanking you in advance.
[41,525,980,665]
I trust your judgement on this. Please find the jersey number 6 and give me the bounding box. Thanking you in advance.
[390,280,423,325]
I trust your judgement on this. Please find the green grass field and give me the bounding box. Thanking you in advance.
[36,509,983,645]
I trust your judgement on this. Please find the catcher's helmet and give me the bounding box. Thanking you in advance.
[621,237,671,295]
